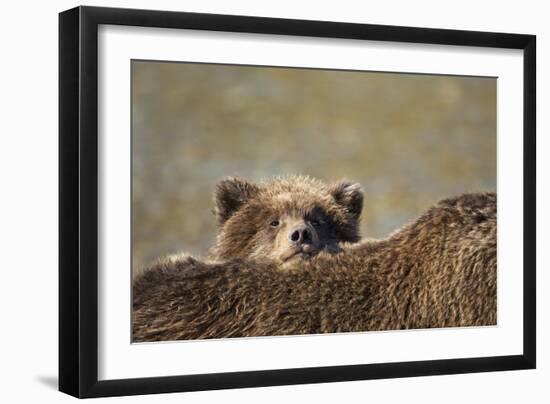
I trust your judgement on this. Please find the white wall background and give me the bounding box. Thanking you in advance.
[0,0,546,402]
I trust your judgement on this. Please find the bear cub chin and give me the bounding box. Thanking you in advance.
[208,175,364,266]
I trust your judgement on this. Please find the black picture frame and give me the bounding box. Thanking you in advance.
[59,5,536,398]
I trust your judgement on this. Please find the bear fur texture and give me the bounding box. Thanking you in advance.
[133,179,496,342]
[209,176,364,264]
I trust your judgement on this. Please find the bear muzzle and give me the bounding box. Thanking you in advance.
[281,223,320,261]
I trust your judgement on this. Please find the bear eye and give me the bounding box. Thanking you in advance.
[270,219,280,228]
[311,219,322,227]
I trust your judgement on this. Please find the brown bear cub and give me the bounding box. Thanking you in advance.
[209,176,364,265]
[133,177,496,342]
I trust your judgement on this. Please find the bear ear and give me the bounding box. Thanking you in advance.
[329,180,364,219]
[214,177,259,224]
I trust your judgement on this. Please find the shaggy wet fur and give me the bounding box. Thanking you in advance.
[133,192,497,342]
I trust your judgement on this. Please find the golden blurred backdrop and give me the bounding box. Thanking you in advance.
[132,60,496,275]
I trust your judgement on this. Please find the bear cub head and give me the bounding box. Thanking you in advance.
[210,175,363,264]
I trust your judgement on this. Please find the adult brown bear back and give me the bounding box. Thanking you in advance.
[133,192,496,342]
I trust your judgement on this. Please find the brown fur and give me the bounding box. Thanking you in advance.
[133,191,497,342]
[209,176,363,264]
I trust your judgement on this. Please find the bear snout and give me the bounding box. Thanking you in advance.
[288,224,313,246]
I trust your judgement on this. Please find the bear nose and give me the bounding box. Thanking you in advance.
[288,224,312,246]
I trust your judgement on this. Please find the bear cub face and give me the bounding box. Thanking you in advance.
[210,176,363,264]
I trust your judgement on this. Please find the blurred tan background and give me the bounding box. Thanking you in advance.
[132,60,496,275]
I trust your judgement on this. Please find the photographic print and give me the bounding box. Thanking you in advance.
[131,60,497,342]
[59,6,535,397]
